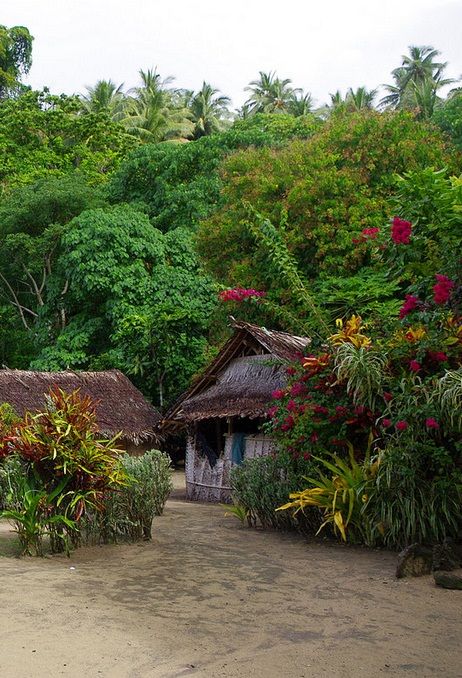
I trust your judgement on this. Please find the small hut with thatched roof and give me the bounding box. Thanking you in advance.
[163,320,310,502]
[0,369,161,454]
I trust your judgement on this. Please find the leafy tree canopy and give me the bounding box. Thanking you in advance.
[0,25,33,98]
[196,111,456,329]
[0,90,137,192]
[31,206,216,406]
[107,113,319,232]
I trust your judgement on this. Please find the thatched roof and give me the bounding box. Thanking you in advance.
[0,369,161,445]
[180,355,284,421]
[163,319,309,427]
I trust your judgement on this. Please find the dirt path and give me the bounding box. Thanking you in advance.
[0,481,461,678]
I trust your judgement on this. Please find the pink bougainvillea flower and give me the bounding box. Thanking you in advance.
[286,366,297,376]
[395,420,409,431]
[290,382,305,397]
[399,295,420,319]
[427,350,448,363]
[382,418,392,428]
[271,389,285,400]
[310,432,319,443]
[287,399,298,412]
[391,217,412,244]
[219,288,266,303]
[383,392,393,402]
[280,415,295,431]
[266,406,279,418]
[303,452,311,460]
[425,418,440,429]
[409,360,421,372]
[432,274,454,305]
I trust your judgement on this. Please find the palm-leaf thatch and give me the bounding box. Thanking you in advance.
[0,369,161,446]
[163,319,309,428]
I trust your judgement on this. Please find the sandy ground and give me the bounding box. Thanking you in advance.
[0,471,461,678]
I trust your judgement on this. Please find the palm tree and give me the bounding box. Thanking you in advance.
[288,91,314,117]
[400,46,447,89]
[380,46,455,111]
[189,82,231,138]
[244,71,299,114]
[346,86,377,111]
[81,79,126,121]
[326,88,376,115]
[123,68,193,143]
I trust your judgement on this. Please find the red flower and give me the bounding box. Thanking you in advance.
[266,406,279,418]
[335,405,348,416]
[427,351,448,363]
[383,392,393,402]
[287,399,298,412]
[310,432,319,443]
[303,452,311,460]
[290,382,305,397]
[271,389,285,400]
[219,288,266,303]
[425,418,440,430]
[395,420,409,431]
[280,415,295,431]
[382,418,392,428]
[391,217,412,244]
[433,274,454,305]
[286,366,297,376]
[399,295,420,319]
[313,405,329,416]
[409,360,421,373]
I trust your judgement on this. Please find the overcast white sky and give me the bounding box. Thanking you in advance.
[3,0,462,108]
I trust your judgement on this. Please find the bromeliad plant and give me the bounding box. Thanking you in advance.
[276,442,378,544]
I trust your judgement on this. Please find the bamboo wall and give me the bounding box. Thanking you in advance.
[185,432,274,502]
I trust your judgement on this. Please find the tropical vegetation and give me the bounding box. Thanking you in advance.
[0,24,461,552]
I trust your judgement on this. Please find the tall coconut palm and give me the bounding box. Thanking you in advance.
[244,71,299,114]
[346,86,377,111]
[81,79,126,120]
[400,46,447,89]
[326,87,376,115]
[124,68,193,143]
[380,46,455,111]
[288,91,314,117]
[189,82,231,138]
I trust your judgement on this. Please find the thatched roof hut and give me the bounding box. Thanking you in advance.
[0,369,161,450]
[164,319,309,428]
[163,319,310,502]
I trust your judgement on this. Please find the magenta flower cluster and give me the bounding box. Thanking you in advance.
[399,294,420,319]
[433,274,454,305]
[219,288,266,302]
[391,217,412,244]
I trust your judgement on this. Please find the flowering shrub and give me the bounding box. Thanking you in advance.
[219,288,265,302]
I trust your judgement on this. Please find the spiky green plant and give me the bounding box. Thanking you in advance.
[333,343,387,410]
[431,369,462,431]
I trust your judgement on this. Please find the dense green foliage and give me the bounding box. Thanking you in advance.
[0,389,128,555]
[0,394,174,554]
[0,90,136,192]
[84,450,173,543]
[0,29,460,553]
[230,455,319,531]
[0,25,33,99]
